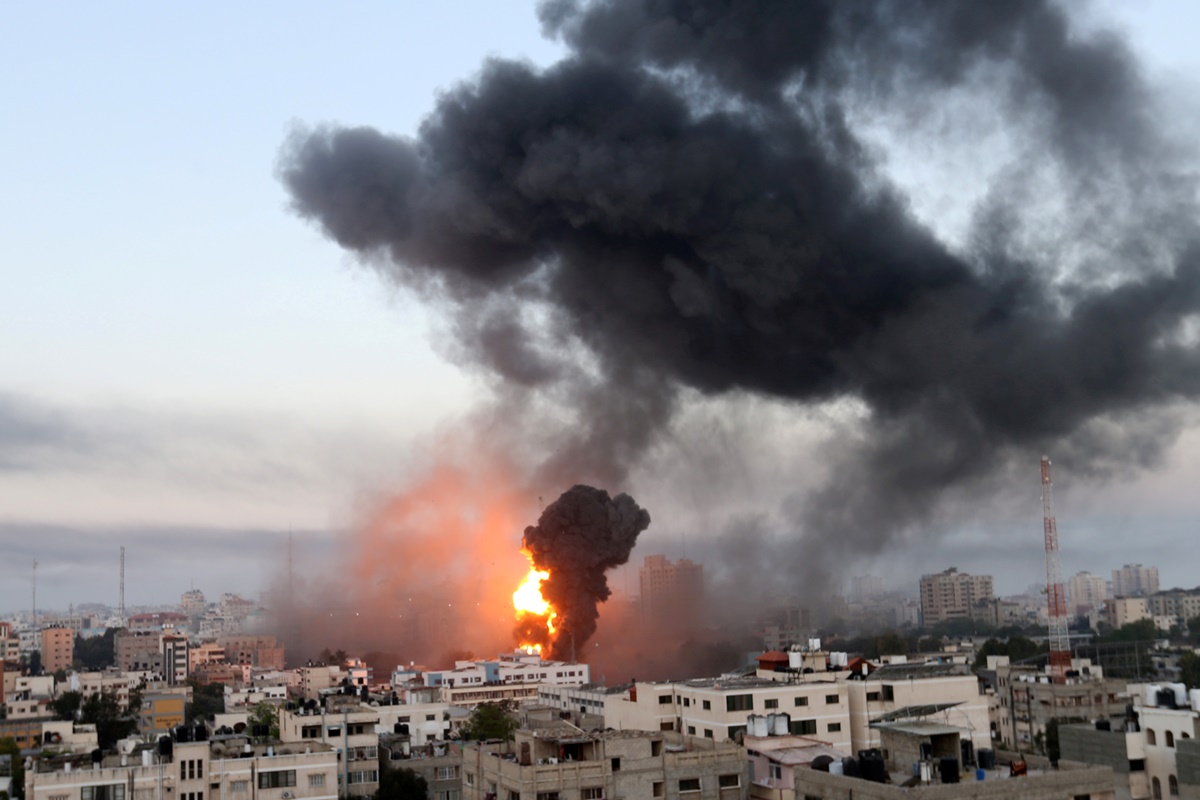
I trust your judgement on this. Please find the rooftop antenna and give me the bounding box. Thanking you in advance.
[1041,456,1071,684]
[119,546,126,625]
[32,559,38,630]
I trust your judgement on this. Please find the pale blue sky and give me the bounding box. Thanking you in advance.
[2,1,1199,612]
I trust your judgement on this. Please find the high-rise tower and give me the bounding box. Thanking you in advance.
[1041,456,1071,683]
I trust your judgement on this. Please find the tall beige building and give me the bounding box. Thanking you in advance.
[39,626,74,674]
[1068,571,1110,614]
[918,567,993,625]
[1112,563,1159,597]
[640,554,705,627]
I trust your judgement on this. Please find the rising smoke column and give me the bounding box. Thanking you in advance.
[522,485,650,660]
[279,0,1200,585]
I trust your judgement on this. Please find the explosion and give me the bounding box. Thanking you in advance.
[512,549,557,654]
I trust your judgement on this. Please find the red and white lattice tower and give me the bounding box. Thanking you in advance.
[1041,456,1071,683]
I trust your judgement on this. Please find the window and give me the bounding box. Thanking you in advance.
[1170,775,1179,797]
[728,725,746,741]
[726,694,753,712]
[794,697,808,707]
[825,694,839,705]
[436,766,459,780]
[703,700,711,710]
[704,729,713,739]
[302,725,321,739]
[679,778,701,792]
[536,793,559,800]
[231,782,249,793]
[436,792,460,800]
[308,775,325,788]
[718,774,740,788]
[611,757,621,771]
[764,699,779,709]
[1153,777,1162,799]
[348,771,378,785]
[582,789,604,800]
[1129,759,1145,772]
[882,685,894,701]
[1148,729,1158,746]
[426,714,436,721]
[770,764,782,780]
[660,721,675,732]
[1167,731,1176,748]
[687,726,696,735]
[653,782,664,798]
[258,771,296,789]
[867,691,881,702]
[659,694,674,704]
[82,791,125,800]
[828,722,842,733]
[509,793,521,800]
[465,772,475,786]
[683,697,690,707]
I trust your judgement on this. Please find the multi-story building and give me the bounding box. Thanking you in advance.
[73,670,134,710]
[918,568,993,626]
[1069,572,1112,616]
[1108,597,1152,629]
[411,654,591,708]
[640,554,705,629]
[1114,564,1160,598]
[40,625,74,674]
[115,629,166,674]
[0,622,19,663]
[26,736,339,800]
[1150,590,1200,630]
[180,589,207,619]
[278,697,381,798]
[604,674,853,751]
[378,736,463,800]
[989,655,1127,751]
[219,634,285,670]
[461,726,748,800]
[127,612,190,631]
[162,632,190,686]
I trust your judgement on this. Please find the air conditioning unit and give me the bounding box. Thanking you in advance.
[282,793,294,799]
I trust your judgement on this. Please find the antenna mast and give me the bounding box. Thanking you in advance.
[32,560,38,630]
[119,546,126,625]
[1041,456,1071,683]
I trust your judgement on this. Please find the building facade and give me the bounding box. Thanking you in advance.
[918,568,994,626]
[40,626,75,674]
[1069,572,1112,616]
[640,555,705,629]
[1114,564,1160,598]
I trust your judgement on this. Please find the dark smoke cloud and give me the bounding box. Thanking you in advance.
[522,485,650,660]
[279,0,1200,588]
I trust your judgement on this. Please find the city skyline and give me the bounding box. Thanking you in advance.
[6,1,1200,615]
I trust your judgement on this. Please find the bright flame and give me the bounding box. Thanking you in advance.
[513,549,557,653]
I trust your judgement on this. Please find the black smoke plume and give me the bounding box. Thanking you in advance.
[522,485,650,660]
[279,0,1200,589]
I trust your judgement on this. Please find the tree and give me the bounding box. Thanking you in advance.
[1,736,25,799]
[1098,619,1157,643]
[187,680,225,723]
[75,629,119,671]
[876,633,909,657]
[80,689,137,750]
[373,767,427,800]
[459,702,517,742]
[52,691,83,721]
[249,702,279,739]
[1180,651,1200,690]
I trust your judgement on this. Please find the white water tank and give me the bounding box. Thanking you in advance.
[808,638,822,652]
[769,713,791,736]
[789,651,803,669]
[749,715,770,738]
[1168,683,1188,708]
[1145,684,1163,707]
[142,750,151,767]
[1190,689,1200,712]
[829,760,844,776]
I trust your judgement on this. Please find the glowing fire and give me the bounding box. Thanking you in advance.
[513,549,556,653]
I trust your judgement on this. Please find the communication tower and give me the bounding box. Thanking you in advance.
[1041,456,1071,683]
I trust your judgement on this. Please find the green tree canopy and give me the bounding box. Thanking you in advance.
[373,767,427,800]
[187,680,225,723]
[80,689,137,750]
[51,691,82,721]
[460,702,517,742]
[1180,651,1200,690]
[74,629,119,671]
[0,736,23,800]
[1098,619,1158,643]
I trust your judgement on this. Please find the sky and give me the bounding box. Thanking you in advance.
[3,0,1200,614]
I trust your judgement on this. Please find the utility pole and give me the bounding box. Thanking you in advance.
[1041,456,1071,683]
[119,546,126,625]
[32,559,38,630]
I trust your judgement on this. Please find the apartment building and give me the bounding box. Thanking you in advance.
[918,568,993,626]
[1150,591,1200,629]
[640,554,706,629]
[180,589,207,619]
[1108,597,1152,629]
[40,626,75,674]
[1114,564,1161,598]
[0,622,19,663]
[277,699,380,798]
[26,737,339,800]
[219,634,285,670]
[461,726,748,800]
[605,675,853,751]
[1069,572,1112,616]
[115,630,165,674]
[73,670,134,710]
[378,736,464,800]
[845,662,991,756]
[989,656,1126,750]
[414,654,591,708]
[162,633,190,686]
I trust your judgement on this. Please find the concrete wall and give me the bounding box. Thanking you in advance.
[791,761,1115,800]
[1060,724,1135,773]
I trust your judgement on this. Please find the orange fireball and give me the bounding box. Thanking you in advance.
[513,549,556,653]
